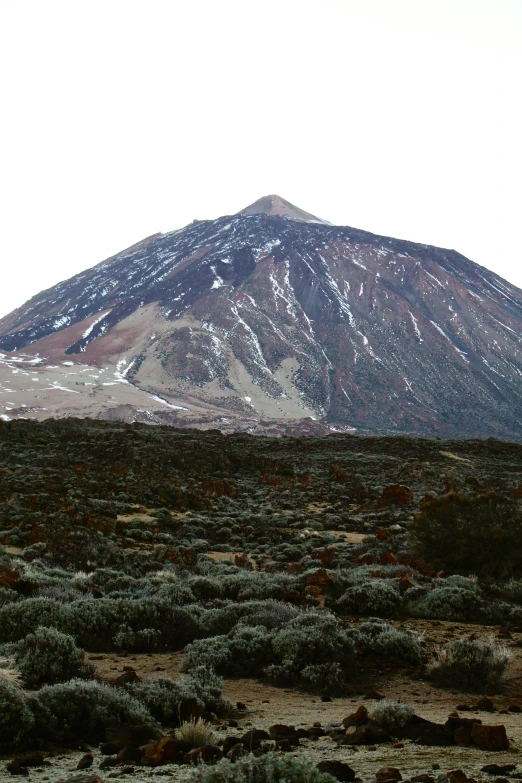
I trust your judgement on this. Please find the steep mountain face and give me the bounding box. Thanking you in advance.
[2,195,522,439]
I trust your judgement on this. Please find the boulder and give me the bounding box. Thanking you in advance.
[395,715,453,746]
[341,724,391,745]
[226,743,246,761]
[477,697,496,712]
[222,737,243,755]
[447,772,468,783]
[471,724,509,752]
[343,706,369,728]
[269,724,300,745]
[116,746,142,763]
[317,761,356,782]
[241,728,270,749]
[142,737,186,765]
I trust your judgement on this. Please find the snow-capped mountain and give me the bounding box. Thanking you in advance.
[2,195,522,439]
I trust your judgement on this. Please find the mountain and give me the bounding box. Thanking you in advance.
[1,194,522,439]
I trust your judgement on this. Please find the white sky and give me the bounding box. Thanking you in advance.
[0,0,521,319]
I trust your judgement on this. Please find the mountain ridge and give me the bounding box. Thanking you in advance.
[1,196,522,439]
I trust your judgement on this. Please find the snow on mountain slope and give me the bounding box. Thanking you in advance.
[1,196,522,438]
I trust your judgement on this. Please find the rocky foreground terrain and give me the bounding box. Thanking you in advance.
[2,421,522,780]
[2,196,522,438]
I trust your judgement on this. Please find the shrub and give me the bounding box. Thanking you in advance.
[127,667,229,723]
[356,620,422,665]
[176,717,217,748]
[407,585,483,622]
[336,580,401,617]
[412,491,522,580]
[15,626,96,688]
[370,700,414,732]
[30,678,160,742]
[0,675,34,750]
[265,613,355,690]
[185,751,337,783]
[428,638,510,691]
[184,612,355,693]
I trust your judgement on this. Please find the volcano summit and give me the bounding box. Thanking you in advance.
[1,196,522,438]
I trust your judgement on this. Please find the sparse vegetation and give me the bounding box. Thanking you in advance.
[1,419,522,756]
[428,638,511,691]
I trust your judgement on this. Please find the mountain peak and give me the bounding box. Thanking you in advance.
[237,194,327,224]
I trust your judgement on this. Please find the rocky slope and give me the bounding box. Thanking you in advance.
[1,195,522,438]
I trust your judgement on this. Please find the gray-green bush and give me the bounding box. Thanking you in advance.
[0,675,34,750]
[428,638,510,691]
[15,626,96,687]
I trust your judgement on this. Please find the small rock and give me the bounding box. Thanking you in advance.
[456,705,471,712]
[509,705,522,713]
[236,702,247,711]
[317,761,355,782]
[322,696,333,702]
[60,776,105,783]
[114,671,141,686]
[393,743,405,749]
[411,777,435,783]
[375,767,402,782]
[228,720,239,728]
[477,697,496,713]
[6,761,28,777]
[77,755,94,771]
[364,690,385,701]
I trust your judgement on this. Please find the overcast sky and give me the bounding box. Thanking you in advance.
[0,0,521,319]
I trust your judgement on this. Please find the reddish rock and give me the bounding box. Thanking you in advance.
[447,771,468,783]
[269,724,300,745]
[342,706,369,728]
[306,569,334,595]
[143,737,184,765]
[0,565,20,589]
[375,767,402,782]
[342,724,391,745]
[471,723,509,751]
[380,484,413,506]
[116,746,142,763]
[411,776,434,783]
